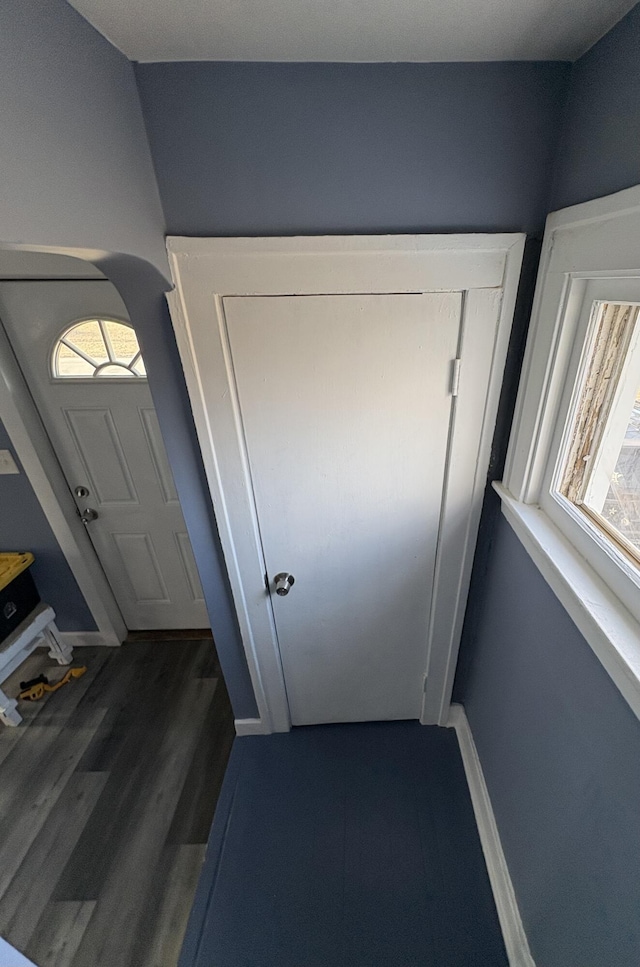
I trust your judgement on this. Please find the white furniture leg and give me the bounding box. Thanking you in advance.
[0,687,21,727]
[0,604,72,726]
[43,620,73,666]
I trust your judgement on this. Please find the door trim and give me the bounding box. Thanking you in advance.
[167,235,525,731]
[0,321,126,647]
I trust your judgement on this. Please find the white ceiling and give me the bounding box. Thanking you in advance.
[67,0,635,63]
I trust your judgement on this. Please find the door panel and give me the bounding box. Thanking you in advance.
[113,533,169,602]
[225,293,460,724]
[176,532,206,604]
[65,408,137,503]
[140,407,180,504]
[0,281,208,630]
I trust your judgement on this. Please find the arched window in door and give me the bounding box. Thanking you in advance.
[52,318,146,378]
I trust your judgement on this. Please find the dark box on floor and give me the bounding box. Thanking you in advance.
[0,553,41,644]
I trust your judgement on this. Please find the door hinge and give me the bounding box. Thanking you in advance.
[450,357,461,397]
[423,675,428,693]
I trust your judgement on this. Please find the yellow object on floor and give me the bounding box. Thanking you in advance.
[0,552,35,591]
[18,665,87,702]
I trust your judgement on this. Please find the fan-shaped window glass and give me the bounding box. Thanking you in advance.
[53,319,146,378]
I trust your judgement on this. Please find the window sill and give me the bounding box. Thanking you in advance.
[493,481,640,721]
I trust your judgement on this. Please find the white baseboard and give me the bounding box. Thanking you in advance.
[234,717,269,736]
[59,632,121,648]
[446,703,536,967]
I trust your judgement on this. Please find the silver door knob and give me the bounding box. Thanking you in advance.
[80,507,98,524]
[273,572,295,596]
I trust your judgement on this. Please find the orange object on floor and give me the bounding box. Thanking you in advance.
[18,665,87,702]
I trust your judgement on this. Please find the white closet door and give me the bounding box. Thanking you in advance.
[225,292,460,724]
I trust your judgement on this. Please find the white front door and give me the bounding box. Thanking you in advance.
[0,281,208,630]
[224,292,459,724]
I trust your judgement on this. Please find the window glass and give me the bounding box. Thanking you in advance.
[103,320,139,362]
[53,319,145,379]
[557,301,640,565]
[593,386,640,553]
[56,340,95,377]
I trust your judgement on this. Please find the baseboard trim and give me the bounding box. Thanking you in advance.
[446,703,536,967]
[234,717,269,736]
[59,631,121,648]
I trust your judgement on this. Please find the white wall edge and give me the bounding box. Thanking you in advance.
[59,631,120,648]
[446,703,536,967]
[494,482,640,722]
[234,717,269,736]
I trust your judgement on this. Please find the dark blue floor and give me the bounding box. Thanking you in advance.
[180,722,507,967]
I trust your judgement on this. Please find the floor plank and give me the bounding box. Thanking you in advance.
[0,639,234,967]
[53,648,212,902]
[135,845,207,967]
[167,676,235,846]
[27,902,96,967]
[0,706,106,902]
[68,677,217,967]
[0,772,107,952]
[0,652,108,772]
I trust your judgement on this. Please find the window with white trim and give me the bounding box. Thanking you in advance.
[532,275,640,630]
[499,185,640,719]
[53,319,146,378]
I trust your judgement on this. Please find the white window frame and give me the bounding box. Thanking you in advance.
[499,185,640,720]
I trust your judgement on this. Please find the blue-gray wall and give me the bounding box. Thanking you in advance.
[135,62,569,237]
[456,5,640,964]
[135,59,570,722]
[0,0,166,637]
[0,0,168,277]
[0,419,95,631]
[459,514,640,966]
[552,1,640,210]
[0,0,256,716]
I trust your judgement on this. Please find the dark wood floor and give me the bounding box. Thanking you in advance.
[182,722,507,967]
[0,638,234,967]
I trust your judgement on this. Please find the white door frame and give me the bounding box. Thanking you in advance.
[167,234,525,732]
[0,319,126,647]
